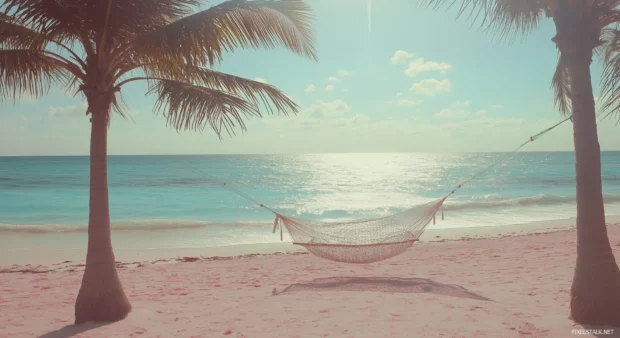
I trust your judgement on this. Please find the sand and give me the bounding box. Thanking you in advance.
[2,224,620,337]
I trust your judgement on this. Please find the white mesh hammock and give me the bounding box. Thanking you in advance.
[269,198,447,264]
[209,116,572,265]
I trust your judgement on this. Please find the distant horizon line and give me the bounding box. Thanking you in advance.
[2,150,620,157]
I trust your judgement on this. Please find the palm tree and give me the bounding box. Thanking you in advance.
[417,0,620,326]
[0,0,316,324]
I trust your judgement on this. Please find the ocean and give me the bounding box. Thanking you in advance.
[2,153,620,252]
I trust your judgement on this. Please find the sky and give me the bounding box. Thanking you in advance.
[1,0,619,156]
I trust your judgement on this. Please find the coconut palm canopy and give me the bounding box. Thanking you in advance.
[0,0,317,324]
[0,0,316,136]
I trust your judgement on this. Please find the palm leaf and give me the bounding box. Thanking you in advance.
[0,17,49,49]
[416,0,546,41]
[595,27,618,62]
[551,52,571,115]
[2,0,86,45]
[600,29,620,119]
[0,49,71,101]
[83,0,199,48]
[149,79,263,137]
[131,0,317,67]
[145,66,299,114]
[592,0,620,28]
[602,27,620,63]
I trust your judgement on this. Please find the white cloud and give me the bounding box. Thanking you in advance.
[391,50,414,65]
[396,92,403,97]
[436,108,470,119]
[337,69,355,77]
[436,100,470,118]
[452,100,472,108]
[332,114,370,128]
[305,100,350,118]
[304,84,316,94]
[491,104,504,110]
[325,85,336,92]
[254,77,267,83]
[341,88,349,93]
[448,117,526,130]
[387,98,423,108]
[327,76,342,84]
[261,99,358,131]
[435,100,487,119]
[404,58,452,77]
[47,102,88,119]
[410,78,451,96]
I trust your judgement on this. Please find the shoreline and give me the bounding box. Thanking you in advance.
[3,216,620,272]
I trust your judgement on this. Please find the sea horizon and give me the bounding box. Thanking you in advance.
[2,150,620,157]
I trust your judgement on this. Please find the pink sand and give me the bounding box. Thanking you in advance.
[2,227,620,338]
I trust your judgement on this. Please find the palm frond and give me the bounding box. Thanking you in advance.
[149,79,262,137]
[551,52,572,115]
[592,0,620,28]
[83,0,199,48]
[0,17,48,49]
[145,66,299,115]
[600,29,620,120]
[111,91,130,119]
[602,27,620,62]
[131,0,316,67]
[594,27,618,62]
[2,0,86,45]
[0,49,71,101]
[416,0,546,41]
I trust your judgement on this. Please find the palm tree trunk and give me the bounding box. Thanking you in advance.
[74,93,131,324]
[568,44,620,326]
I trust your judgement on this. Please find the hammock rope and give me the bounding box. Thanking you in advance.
[193,115,573,264]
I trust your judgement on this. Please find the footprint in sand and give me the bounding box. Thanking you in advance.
[516,322,549,335]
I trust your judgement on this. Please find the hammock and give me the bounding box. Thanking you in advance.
[210,116,573,264]
[269,198,446,264]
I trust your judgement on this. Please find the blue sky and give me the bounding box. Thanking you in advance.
[1,0,619,156]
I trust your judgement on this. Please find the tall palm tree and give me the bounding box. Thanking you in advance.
[0,0,316,324]
[417,0,620,326]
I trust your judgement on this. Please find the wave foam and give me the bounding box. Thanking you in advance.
[0,219,274,234]
[3,194,620,233]
[444,194,620,211]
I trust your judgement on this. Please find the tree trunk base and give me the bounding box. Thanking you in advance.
[571,288,620,326]
[75,263,131,324]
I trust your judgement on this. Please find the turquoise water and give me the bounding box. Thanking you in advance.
[1,153,620,249]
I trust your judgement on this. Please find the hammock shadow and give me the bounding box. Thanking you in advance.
[272,276,493,302]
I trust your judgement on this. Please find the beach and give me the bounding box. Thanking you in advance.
[2,219,620,338]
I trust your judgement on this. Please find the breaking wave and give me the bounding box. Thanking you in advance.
[443,194,620,211]
[3,194,620,233]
